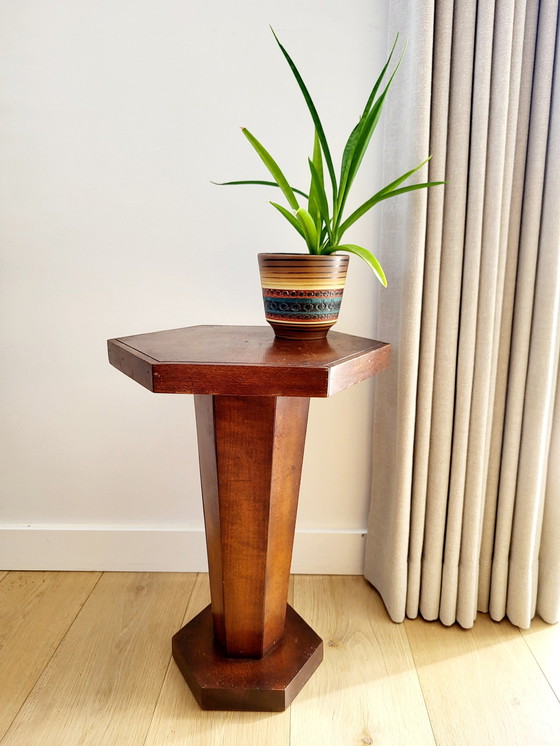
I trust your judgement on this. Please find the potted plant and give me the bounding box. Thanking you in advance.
[216,30,444,340]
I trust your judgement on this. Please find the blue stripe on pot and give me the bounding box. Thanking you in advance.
[263,295,343,318]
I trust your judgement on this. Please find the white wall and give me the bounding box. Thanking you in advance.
[0,0,389,572]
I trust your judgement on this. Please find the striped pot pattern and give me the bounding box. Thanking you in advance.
[258,253,350,340]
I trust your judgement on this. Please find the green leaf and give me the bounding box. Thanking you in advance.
[323,244,387,287]
[212,179,309,199]
[308,193,319,227]
[308,158,331,241]
[311,129,323,182]
[270,28,337,196]
[339,180,446,237]
[336,43,406,223]
[241,127,299,210]
[337,120,361,208]
[360,35,400,119]
[338,36,399,192]
[307,131,324,226]
[295,207,319,253]
[270,202,305,238]
[372,156,432,199]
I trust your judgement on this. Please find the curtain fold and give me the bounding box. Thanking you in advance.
[365,0,560,628]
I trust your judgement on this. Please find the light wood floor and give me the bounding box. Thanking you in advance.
[0,572,558,745]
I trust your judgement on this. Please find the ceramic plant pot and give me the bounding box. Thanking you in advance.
[258,253,350,340]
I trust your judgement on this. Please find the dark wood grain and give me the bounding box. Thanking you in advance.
[172,604,323,711]
[107,340,155,392]
[107,325,391,398]
[195,394,309,659]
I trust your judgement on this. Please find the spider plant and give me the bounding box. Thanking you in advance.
[215,30,445,287]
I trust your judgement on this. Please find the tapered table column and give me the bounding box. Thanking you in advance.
[108,325,390,711]
[195,393,309,659]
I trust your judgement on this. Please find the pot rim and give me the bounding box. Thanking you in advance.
[258,252,349,260]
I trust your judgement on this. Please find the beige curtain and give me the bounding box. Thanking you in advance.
[364,0,560,629]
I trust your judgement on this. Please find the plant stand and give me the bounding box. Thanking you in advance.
[107,325,390,711]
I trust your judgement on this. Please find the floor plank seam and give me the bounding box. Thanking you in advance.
[519,627,560,706]
[402,621,439,746]
[288,574,300,746]
[141,652,175,746]
[0,571,104,745]
[141,572,201,745]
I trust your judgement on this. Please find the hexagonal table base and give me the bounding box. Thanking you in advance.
[172,604,323,711]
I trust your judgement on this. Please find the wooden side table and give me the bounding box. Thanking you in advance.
[107,325,390,711]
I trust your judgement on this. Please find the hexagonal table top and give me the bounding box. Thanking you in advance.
[108,325,391,398]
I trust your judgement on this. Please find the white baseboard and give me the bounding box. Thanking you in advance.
[0,525,366,574]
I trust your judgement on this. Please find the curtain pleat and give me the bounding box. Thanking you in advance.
[506,0,560,625]
[365,0,560,628]
[535,2,560,623]
[440,0,500,628]
[405,0,453,620]
[364,1,435,623]
[478,0,531,616]
[416,0,481,623]
[539,373,560,621]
